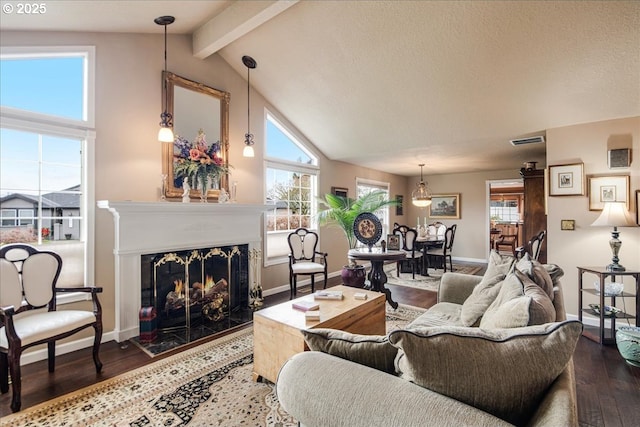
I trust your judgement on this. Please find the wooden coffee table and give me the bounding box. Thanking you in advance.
[252,285,386,383]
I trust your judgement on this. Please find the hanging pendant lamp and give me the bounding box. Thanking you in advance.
[412,163,432,207]
[242,55,257,157]
[156,15,175,142]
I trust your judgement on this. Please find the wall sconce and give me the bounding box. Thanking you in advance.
[155,15,175,143]
[591,202,638,271]
[411,163,432,207]
[242,55,257,157]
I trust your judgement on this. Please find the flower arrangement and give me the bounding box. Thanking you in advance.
[173,129,230,192]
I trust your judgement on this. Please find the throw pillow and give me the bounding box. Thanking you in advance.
[459,273,506,326]
[515,254,554,299]
[485,250,517,278]
[517,269,556,325]
[301,328,398,374]
[388,320,582,426]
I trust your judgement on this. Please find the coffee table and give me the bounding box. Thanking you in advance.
[252,285,386,383]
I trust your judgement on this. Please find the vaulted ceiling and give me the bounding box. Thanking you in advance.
[3,1,639,176]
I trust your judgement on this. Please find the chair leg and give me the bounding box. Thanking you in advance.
[8,347,22,412]
[311,276,315,294]
[323,272,327,289]
[0,352,8,394]
[411,260,416,279]
[448,256,453,272]
[93,323,103,373]
[48,341,55,372]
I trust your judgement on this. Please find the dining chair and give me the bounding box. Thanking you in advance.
[394,226,422,279]
[426,224,457,272]
[0,244,103,413]
[494,223,519,256]
[515,230,546,260]
[287,228,328,299]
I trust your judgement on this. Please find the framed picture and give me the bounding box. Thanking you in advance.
[548,163,584,196]
[560,220,575,231]
[386,234,400,250]
[331,187,348,197]
[588,175,630,211]
[608,148,631,169]
[429,194,460,219]
[395,195,403,216]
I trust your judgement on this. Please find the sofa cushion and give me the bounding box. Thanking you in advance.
[485,250,517,278]
[515,254,554,300]
[479,270,555,329]
[388,320,582,426]
[459,273,506,326]
[301,328,397,374]
[407,302,463,328]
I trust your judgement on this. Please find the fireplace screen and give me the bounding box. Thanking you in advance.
[141,244,250,339]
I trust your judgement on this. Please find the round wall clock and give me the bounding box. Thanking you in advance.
[353,212,383,250]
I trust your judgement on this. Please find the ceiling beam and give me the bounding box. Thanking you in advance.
[192,0,298,59]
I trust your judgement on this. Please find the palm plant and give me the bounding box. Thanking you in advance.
[317,190,399,250]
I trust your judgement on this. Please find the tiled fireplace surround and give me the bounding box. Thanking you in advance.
[98,201,269,343]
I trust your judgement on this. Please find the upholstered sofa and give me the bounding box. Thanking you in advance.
[276,253,580,427]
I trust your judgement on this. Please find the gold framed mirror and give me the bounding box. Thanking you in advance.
[161,71,230,200]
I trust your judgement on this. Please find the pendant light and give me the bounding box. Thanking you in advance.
[242,55,257,157]
[412,163,432,207]
[156,15,175,143]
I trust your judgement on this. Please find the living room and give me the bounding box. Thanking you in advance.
[1,0,639,424]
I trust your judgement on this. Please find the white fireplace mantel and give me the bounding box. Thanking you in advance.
[98,200,271,341]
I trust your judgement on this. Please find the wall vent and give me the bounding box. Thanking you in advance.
[510,136,545,146]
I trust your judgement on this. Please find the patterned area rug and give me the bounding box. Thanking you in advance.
[1,305,423,427]
[385,263,483,292]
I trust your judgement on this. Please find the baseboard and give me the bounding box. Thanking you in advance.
[262,270,344,297]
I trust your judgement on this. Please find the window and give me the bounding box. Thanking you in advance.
[356,179,392,237]
[264,111,319,265]
[0,46,95,292]
[490,199,521,223]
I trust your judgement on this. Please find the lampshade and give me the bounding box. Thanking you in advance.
[591,202,636,228]
[243,144,255,157]
[412,163,432,207]
[158,125,174,143]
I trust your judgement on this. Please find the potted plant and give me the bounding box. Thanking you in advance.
[317,190,399,287]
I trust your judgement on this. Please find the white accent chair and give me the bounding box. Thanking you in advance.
[0,244,103,412]
[287,228,328,299]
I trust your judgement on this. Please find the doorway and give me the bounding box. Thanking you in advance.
[486,179,524,257]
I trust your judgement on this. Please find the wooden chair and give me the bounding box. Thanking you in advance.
[516,230,546,260]
[0,244,103,413]
[426,224,457,272]
[287,228,328,299]
[494,223,519,257]
[394,226,422,279]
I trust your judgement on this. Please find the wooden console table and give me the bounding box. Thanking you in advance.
[577,266,639,345]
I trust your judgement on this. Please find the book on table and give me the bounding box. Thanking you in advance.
[292,300,320,311]
[314,290,344,300]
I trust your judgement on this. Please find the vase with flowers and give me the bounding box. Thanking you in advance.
[173,129,230,202]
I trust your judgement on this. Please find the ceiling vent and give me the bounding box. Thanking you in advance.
[510,136,545,146]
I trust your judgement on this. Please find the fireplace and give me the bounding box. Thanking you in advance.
[98,201,270,343]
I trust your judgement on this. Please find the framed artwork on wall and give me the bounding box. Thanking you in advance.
[548,163,584,196]
[587,175,630,211]
[396,195,404,216]
[428,194,460,219]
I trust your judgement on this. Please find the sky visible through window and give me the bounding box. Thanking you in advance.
[0,56,84,197]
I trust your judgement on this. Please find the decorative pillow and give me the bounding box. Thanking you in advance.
[388,320,582,425]
[543,263,565,285]
[301,328,398,374]
[459,273,506,326]
[485,250,517,278]
[517,269,556,325]
[515,254,554,300]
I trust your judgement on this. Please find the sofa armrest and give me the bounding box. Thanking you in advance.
[527,360,578,427]
[438,272,483,304]
[276,351,511,427]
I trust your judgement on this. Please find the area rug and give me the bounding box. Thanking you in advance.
[0,305,423,427]
[385,263,483,292]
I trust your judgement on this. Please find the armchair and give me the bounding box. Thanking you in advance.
[287,228,328,299]
[0,244,103,412]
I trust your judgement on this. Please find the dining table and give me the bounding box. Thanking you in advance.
[415,234,445,276]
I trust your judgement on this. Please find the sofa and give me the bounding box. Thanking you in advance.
[276,252,581,427]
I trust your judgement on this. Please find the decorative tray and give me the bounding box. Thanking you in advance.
[588,303,622,317]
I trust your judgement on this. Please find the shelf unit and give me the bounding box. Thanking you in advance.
[577,267,639,345]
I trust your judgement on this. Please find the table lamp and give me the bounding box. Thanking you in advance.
[591,202,638,271]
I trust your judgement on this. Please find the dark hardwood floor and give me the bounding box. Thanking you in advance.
[2,267,639,425]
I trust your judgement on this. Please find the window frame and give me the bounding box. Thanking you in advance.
[0,46,96,304]
[356,178,393,238]
[263,108,321,267]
